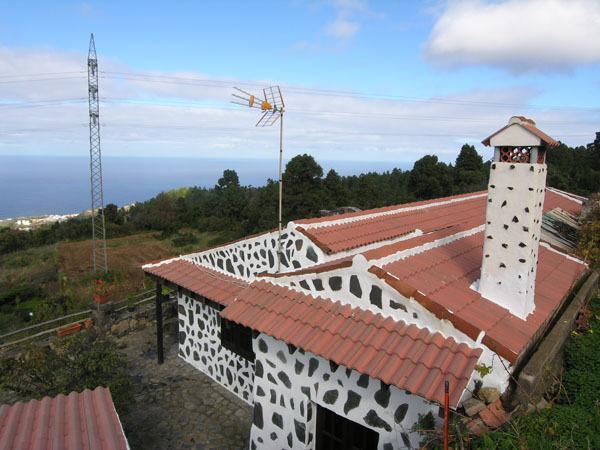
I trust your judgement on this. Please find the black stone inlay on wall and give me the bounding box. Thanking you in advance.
[357,373,369,388]
[323,389,339,404]
[306,246,318,263]
[313,278,324,291]
[364,409,392,432]
[369,285,382,308]
[308,358,319,376]
[328,276,342,291]
[277,371,292,389]
[344,390,361,414]
[272,412,284,429]
[253,403,263,429]
[395,403,408,424]
[349,275,362,298]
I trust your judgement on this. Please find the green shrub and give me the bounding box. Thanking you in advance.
[171,231,198,248]
[0,330,133,413]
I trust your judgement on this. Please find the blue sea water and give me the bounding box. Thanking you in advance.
[0,155,409,219]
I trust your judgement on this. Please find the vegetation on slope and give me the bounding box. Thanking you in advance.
[473,296,600,450]
[0,330,133,413]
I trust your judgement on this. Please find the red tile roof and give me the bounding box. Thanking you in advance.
[0,387,128,450]
[222,280,482,407]
[380,232,586,363]
[295,191,482,226]
[144,259,248,306]
[295,189,581,255]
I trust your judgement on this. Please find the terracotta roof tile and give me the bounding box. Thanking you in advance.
[0,387,128,450]
[144,259,248,306]
[222,280,482,407]
[294,189,580,256]
[382,232,586,363]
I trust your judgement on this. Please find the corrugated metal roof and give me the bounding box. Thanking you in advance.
[144,259,248,306]
[221,280,482,407]
[0,387,128,450]
[381,231,586,363]
[294,189,580,255]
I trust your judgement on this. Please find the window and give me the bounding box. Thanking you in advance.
[221,318,255,362]
[316,404,378,450]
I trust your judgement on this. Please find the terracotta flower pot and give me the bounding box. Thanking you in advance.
[94,294,110,304]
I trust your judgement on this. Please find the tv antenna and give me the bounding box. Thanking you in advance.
[87,33,108,274]
[232,86,285,271]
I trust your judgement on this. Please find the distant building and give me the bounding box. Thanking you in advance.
[0,387,129,450]
[144,117,587,449]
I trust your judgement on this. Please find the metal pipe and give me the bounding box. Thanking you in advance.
[444,380,449,450]
[277,111,284,272]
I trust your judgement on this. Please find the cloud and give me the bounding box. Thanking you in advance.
[0,43,597,164]
[322,0,372,41]
[325,16,360,39]
[425,0,600,71]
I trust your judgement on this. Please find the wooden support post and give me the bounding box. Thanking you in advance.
[155,282,164,365]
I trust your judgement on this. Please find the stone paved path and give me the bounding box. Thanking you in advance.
[119,324,252,450]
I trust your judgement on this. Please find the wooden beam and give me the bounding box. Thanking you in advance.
[155,282,164,364]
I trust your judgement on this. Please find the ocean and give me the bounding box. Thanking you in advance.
[0,155,408,219]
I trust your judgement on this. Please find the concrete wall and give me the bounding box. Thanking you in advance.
[514,271,598,406]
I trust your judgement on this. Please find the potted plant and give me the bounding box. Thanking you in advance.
[93,279,111,304]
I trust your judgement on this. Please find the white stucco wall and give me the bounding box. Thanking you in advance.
[182,225,324,280]
[479,162,547,319]
[177,292,254,404]
[249,334,439,450]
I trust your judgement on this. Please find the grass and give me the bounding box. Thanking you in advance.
[472,297,600,449]
[0,229,219,335]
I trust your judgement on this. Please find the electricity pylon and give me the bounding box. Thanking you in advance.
[87,33,108,274]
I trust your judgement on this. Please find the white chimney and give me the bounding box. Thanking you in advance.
[478,116,558,319]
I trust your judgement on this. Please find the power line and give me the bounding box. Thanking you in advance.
[99,70,600,112]
[0,71,85,79]
[0,98,87,110]
[1,68,599,112]
[1,69,598,115]
[97,97,597,127]
[0,76,86,84]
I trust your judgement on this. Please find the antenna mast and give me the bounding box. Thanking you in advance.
[87,33,108,274]
[232,86,285,271]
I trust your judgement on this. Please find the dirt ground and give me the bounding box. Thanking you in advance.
[118,321,252,450]
[58,232,177,299]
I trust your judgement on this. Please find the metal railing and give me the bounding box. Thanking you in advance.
[0,289,157,349]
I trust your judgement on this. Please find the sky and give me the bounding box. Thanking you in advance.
[0,0,599,164]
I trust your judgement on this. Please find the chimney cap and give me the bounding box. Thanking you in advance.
[482,117,559,148]
[508,116,536,126]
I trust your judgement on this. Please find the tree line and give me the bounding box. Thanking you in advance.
[1,135,599,255]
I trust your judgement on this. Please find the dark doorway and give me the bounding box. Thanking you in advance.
[316,404,379,450]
